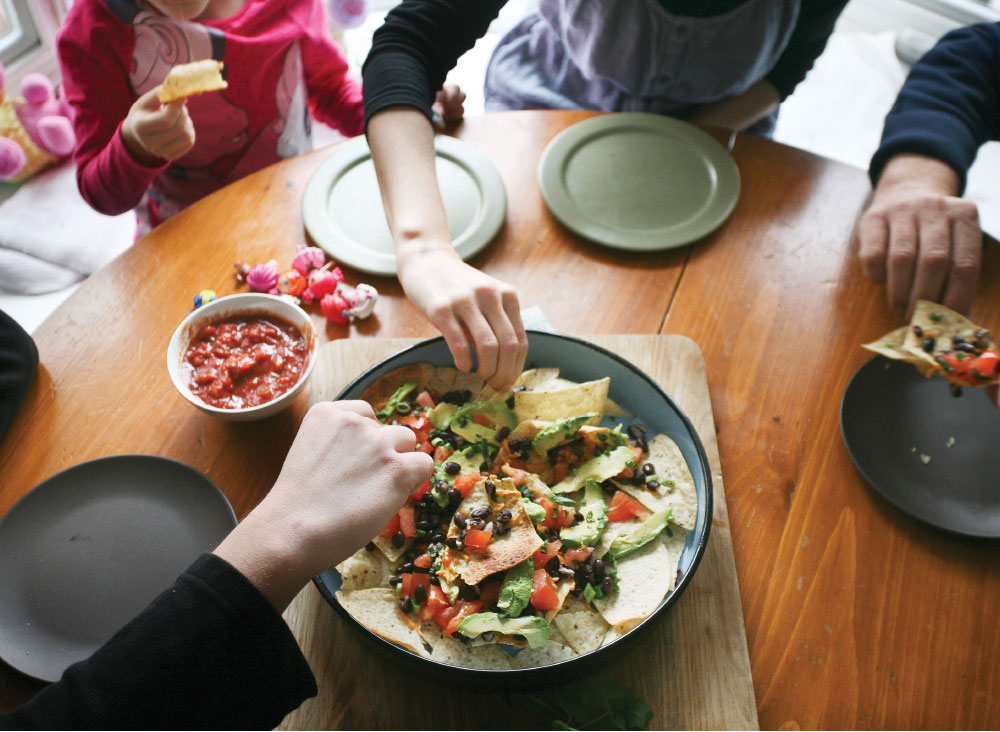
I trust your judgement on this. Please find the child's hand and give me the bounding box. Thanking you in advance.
[120,87,196,166]
[213,400,434,609]
[432,83,466,122]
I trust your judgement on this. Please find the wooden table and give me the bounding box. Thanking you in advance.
[1,110,998,729]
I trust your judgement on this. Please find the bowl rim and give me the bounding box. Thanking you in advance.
[166,293,318,415]
[313,330,713,679]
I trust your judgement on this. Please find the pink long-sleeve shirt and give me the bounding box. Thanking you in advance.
[57,0,363,230]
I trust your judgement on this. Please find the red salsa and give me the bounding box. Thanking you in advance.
[183,313,309,409]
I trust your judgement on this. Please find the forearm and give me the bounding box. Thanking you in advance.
[75,122,165,216]
[689,80,780,131]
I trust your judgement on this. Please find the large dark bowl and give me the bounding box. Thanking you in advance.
[313,331,712,684]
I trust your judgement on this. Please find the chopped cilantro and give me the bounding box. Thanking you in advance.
[930,312,943,322]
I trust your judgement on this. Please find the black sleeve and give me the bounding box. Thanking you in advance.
[0,554,317,730]
[869,22,1000,193]
[765,0,849,100]
[0,310,38,444]
[362,0,508,130]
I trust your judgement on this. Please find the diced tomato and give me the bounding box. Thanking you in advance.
[433,445,454,463]
[433,604,460,631]
[416,390,436,408]
[478,580,502,608]
[607,491,649,522]
[445,599,482,635]
[971,350,1000,380]
[552,460,570,484]
[410,479,430,502]
[453,473,481,498]
[418,439,434,455]
[533,540,562,568]
[400,572,431,599]
[563,546,593,563]
[941,351,972,376]
[398,506,417,538]
[464,529,493,552]
[413,553,433,569]
[502,465,528,486]
[616,445,646,479]
[530,568,559,611]
[472,413,492,427]
[380,513,400,538]
[537,498,575,529]
[420,585,450,621]
[400,414,431,432]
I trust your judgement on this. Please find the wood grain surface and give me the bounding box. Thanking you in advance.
[279,334,757,731]
[1,110,998,729]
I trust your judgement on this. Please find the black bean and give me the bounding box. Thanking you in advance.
[602,576,615,594]
[494,523,511,536]
[453,436,468,450]
[955,341,978,353]
[913,324,924,338]
[496,508,513,523]
[546,556,561,576]
[444,461,461,475]
[480,461,493,473]
[388,576,401,587]
[471,507,491,520]
[627,424,647,439]
[365,541,376,552]
[448,488,462,505]
[441,389,472,405]
[392,531,405,548]
[447,536,462,550]
[505,395,516,409]
[398,596,411,613]
[454,512,467,529]
[647,480,661,491]
[546,528,560,540]
[428,533,445,545]
[495,426,511,441]
[487,481,498,500]
[413,584,427,603]
[404,549,418,561]
[416,518,434,530]
[468,519,485,531]
[642,462,656,475]
[509,437,532,452]
[922,336,936,353]
[571,513,584,525]
[631,474,646,486]
[398,561,414,573]
[429,576,441,586]
[593,559,605,577]
[575,566,593,585]
[558,565,576,579]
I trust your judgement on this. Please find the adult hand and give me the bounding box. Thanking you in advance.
[213,400,433,610]
[397,244,528,391]
[120,87,195,166]
[432,83,466,122]
[857,154,982,316]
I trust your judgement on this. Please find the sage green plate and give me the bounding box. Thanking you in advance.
[303,136,507,277]
[538,114,740,251]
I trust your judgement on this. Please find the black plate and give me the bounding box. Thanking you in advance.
[313,331,713,683]
[0,455,237,682]
[840,356,1000,538]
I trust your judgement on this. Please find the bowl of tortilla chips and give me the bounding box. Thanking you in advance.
[315,331,712,680]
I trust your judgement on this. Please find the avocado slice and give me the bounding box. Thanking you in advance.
[427,402,457,430]
[376,382,418,421]
[559,480,608,548]
[606,508,672,561]
[456,612,552,648]
[496,557,534,618]
[551,445,635,494]
[532,414,596,454]
[445,401,518,445]
[521,499,546,525]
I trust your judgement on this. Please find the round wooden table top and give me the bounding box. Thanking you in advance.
[1,110,998,729]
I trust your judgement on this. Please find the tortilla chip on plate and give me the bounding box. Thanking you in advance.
[336,546,393,591]
[508,641,577,669]
[361,363,482,413]
[513,377,610,425]
[420,623,514,669]
[336,588,428,656]
[552,595,611,655]
[371,532,412,564]
[593,535,675,632]
[477,367,561,403]
[158,59,227,103]
[617,433,699,531]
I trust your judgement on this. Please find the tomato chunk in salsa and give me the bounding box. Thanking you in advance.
[183,313,308,409]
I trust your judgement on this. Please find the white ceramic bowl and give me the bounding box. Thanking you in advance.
[167,293,317,421]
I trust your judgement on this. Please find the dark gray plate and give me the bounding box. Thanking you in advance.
[840,356,1000,538]
[0,455,236,682]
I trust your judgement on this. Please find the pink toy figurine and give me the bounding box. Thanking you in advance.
[320,282,378,323]
[276,268,307,297]
[301,264,344,303]
[320,291,352,324]
[291,245,326,276]
[0,63,76,181]
[329,0,369,30]
[246,260,279,293]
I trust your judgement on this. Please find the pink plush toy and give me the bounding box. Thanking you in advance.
[0,62,76,182]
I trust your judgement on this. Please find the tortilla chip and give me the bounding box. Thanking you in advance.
[448,478,543,586]
[592,519,635,561]
[593,538,673,631]
[601,625,625,647]
[552,595,610,655]
[370,532,412,564]
[158,60,227,103]
[513,378,610,425]
[420,623,513,669]
[618,433,698,531]
[361,363,483,414]
[336,588,428,656]
[508,641,576,669]
[335,547,393,591]
[477,367,562,403]
[543,577,577,622]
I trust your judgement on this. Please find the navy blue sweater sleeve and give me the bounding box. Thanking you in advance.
[0,553,316,730]
[362,0,506,130]
[765,0,849,100]
[0,310,37,444]
[870,22,1000,193]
